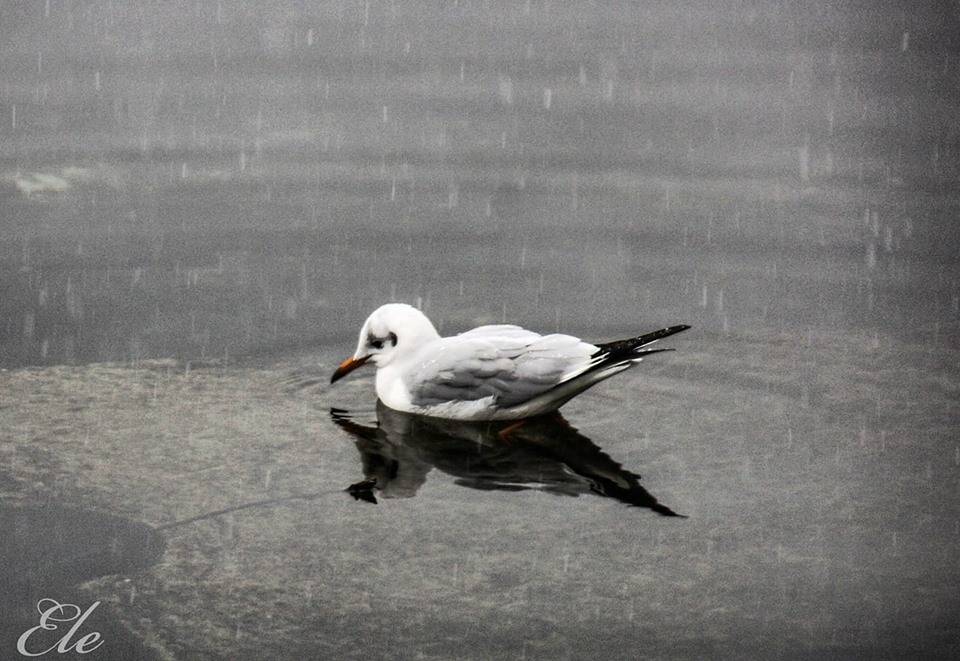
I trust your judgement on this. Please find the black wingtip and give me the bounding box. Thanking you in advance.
[632,347,674,358]
[638,324,691,346]
[658,324,691,337]
[593,324,691,358]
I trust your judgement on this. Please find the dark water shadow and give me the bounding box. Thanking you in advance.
[331,402,682,517]
[0,503,166,660]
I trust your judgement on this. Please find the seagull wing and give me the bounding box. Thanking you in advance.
[402,329,598,408]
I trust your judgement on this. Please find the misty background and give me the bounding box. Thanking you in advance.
[2,1,957,367]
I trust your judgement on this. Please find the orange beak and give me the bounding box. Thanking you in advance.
[330,355,371,384]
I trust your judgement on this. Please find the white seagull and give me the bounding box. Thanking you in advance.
[330,303,689,421]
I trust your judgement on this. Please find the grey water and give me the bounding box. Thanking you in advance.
[3,1,957,368]
[1,1,959,659]
[0,505,165,660]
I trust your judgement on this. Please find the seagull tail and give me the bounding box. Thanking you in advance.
[502,324,691,418]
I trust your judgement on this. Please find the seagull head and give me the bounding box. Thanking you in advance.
[331,303,440,383]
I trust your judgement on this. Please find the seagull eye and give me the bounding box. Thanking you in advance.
[370,339,384,350]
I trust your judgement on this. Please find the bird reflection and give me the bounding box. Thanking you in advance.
[330,402,682,516]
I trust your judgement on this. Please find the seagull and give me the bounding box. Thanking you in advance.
[330,303,689,421]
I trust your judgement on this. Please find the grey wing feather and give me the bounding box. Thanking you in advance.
[404,332,597,407]
[459,324,530,338]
